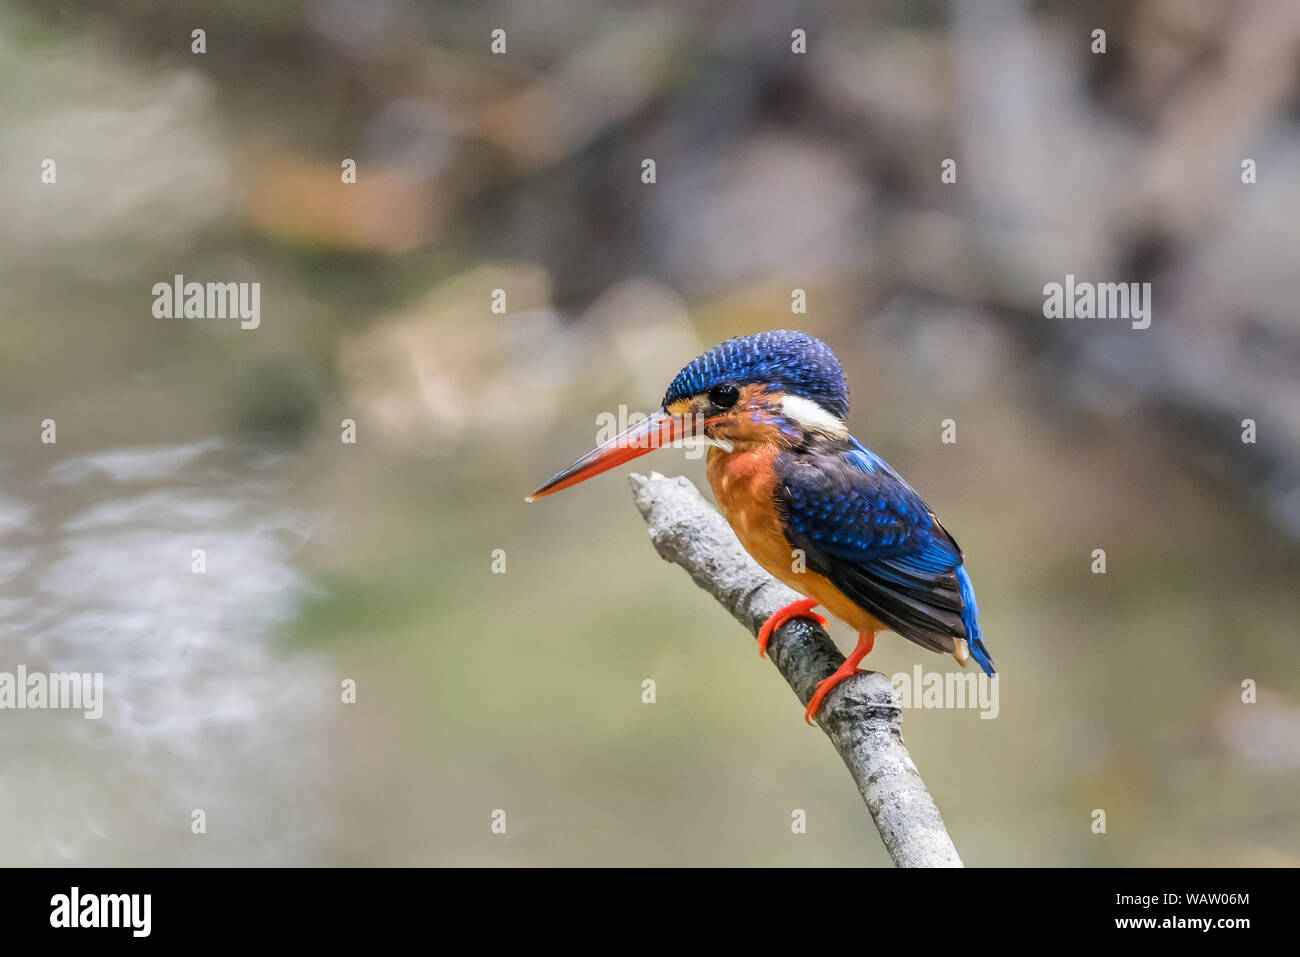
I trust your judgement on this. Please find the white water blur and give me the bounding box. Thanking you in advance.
[0,440,337,864]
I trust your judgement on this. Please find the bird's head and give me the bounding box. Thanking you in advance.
[526,330,848,501]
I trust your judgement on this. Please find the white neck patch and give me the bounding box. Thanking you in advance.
[780,395,847,438]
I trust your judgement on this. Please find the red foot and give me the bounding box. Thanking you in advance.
[804,630,875,725]
[756,598,826,658]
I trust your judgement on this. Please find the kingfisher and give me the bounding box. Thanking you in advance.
[526,330,994,724]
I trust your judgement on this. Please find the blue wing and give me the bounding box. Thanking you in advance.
[774,437,993,674]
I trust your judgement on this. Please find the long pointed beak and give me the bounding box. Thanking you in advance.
[526,408,698,502]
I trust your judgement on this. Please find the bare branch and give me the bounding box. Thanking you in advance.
[629,470,963,868]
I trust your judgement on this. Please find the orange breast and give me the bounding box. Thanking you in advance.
[706,447,886,636]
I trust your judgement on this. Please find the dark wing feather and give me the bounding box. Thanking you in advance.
[775,439,969,653]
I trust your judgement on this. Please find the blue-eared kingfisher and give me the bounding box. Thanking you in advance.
[527,330,994,724]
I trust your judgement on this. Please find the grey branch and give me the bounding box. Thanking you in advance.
[629,470,963,868]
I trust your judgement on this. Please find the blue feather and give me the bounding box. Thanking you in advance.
[956,565,994,675]
[662,330,849,419]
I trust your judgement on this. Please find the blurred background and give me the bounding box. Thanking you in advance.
[2,0,1299,866]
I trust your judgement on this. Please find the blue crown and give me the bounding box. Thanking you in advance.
[661,330,849,419]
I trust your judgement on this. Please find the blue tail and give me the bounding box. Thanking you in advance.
[955,565,995,676]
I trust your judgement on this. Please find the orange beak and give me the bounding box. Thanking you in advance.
[526,408,704,502]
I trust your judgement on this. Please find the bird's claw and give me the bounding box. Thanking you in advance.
[756,598,826,658]
[803,666,866,725]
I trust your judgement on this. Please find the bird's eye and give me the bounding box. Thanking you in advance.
[708,384,740,409]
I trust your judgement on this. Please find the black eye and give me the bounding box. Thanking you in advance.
[708,384,740,409]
